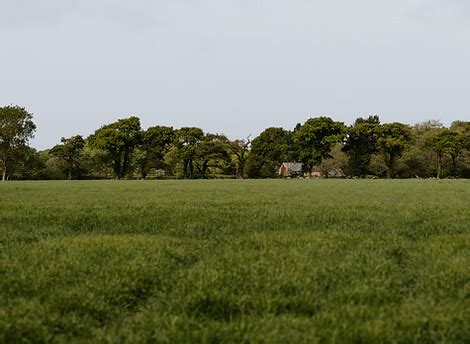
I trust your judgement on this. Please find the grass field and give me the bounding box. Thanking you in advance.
[1,180,469,343]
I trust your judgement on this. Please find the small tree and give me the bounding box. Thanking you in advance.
[0,106,37,181]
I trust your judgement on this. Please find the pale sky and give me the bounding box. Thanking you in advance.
[1,0,469,149]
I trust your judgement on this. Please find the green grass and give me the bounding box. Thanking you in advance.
[1,180,469,343]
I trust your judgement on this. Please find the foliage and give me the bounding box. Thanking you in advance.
[342,116,380,177]
[1,107,469,180]
[247,127,294,178]
[426,130,468,177]
[450,120,470,135]
[376,123,413,178]
[294,117,345,171]
[134,126,175,179]
[229,137,251,178]
[0,105,36,181]
[7,146,46,180]
[50,135,86,179]
[194,134,231,179]
[1,180,469,342]
[88,117,142,179]
[167,127,205,179]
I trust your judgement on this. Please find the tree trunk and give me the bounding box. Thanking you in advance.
[1,159,6,182]
[386,154,395,179]
[202,161,208,179]
[436,156,442,179]
[451,154,457,177]
[189,159,194,179]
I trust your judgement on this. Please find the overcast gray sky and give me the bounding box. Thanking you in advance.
[1,0,469,149]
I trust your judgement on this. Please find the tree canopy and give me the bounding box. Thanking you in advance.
[342,116,380,177]
[293,117,345,171]
[377,123,413,178]
[1,105,469,180]
[0,106,36,181]
[88,116,142,179]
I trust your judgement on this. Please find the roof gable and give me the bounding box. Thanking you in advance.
[282,162,303,171]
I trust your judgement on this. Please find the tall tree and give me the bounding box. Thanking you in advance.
[293,117,345,172]
[342,115,380,177]
[376,123,413,178]
[88,116,142,179]
[135,126,175,179]
[195,134,230,179]
[229,136,251,179]
[170,127,205,179]
[0,106,36,181]
[50,135,86,179]
[247,127,293,178]
[444,131,467,177]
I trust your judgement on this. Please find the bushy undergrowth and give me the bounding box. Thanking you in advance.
[1,180,469,343]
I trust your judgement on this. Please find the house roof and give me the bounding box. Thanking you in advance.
[281,162,303,171]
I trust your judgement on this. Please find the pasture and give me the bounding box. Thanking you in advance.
[1,180,469,343]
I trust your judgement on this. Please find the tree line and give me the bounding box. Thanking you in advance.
[1,105,469,181]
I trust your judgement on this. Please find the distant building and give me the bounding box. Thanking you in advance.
[279,162,303,177]
[306,167,345,178]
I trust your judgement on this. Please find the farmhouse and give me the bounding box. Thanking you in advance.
[306,167,346,178]
[279,162,303,177]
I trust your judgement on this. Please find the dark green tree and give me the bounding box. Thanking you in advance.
[293,117,345,172]
[88,116,142,179]
[135,126,175,179]
[229,136,251,179]
[7,146,46,180]
[376,123,413,178]
[247,127,293,178]
[50,135,86,179]
[170,127,205,179]
[342,115,380,177]
[0,105,37,181]
[195,134,231,178]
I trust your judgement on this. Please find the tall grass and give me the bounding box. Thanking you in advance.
[1,180,469,343]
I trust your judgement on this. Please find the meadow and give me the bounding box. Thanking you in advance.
[1,179,469,343]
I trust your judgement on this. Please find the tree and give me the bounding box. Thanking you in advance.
[7,146,46,180]
[247,127,293,178]
[447,131,467,177]
[450,121,470,135]
[398,121,443,178]
[135,126,175,179]
[425,129,449,179]
[195,134,231,178]
[376,123,413,178]
[229,136,251,179]
[342,115,380,177]
[169,127,205,179]
[293,117,345,172]
[0,106,37,181]
[50,135,86,179]
[88,116,142,179]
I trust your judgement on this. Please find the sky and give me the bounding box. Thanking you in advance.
[1,0,469,149]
